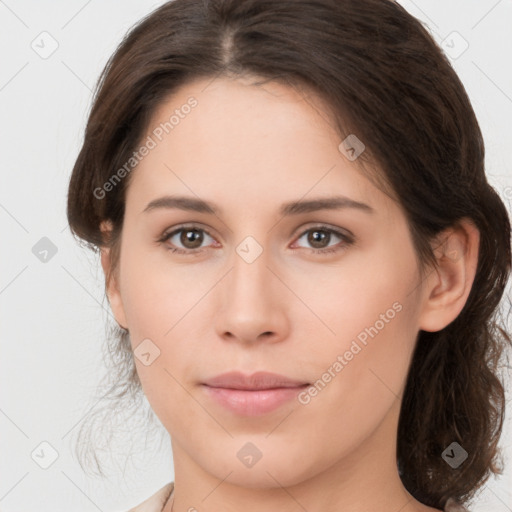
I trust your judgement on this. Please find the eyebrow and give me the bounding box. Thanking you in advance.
[142,195,375,216]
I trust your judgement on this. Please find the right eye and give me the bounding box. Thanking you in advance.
[158,225,218,255]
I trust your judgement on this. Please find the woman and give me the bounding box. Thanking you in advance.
[66,1,511,511]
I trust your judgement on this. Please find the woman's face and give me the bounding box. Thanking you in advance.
[106,76,432,487]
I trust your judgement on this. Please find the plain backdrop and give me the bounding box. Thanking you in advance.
[1,1,511,511]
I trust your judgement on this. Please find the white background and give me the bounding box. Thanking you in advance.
[0,1,511,511]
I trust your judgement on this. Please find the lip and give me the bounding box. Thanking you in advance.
[201,371,310,416]
[202,371,309,390]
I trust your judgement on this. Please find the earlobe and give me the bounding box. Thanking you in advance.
[99,221,128,331]
[418,218,480,333]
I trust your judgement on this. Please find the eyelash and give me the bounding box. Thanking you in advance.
[157,224,355,256]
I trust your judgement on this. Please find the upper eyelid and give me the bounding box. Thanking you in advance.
[162,223,215,240]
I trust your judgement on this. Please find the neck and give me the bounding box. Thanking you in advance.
[164,399,436,512]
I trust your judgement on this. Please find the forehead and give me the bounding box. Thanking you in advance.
[126,75,396,221]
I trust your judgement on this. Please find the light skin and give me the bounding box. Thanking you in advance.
[100,75,479,512]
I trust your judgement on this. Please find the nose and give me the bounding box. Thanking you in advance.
[214,240,289,345]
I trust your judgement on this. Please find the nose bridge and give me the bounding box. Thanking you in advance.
[214,232,287,343]
[229,234,274,305]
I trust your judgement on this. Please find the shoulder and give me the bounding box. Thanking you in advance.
[122,484,469,512]
[444,497,471,512]
[125,482,174,512]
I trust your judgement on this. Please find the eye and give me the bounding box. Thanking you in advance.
[157,225,217,255]
[292,225,354,255]
[157,223,354,256]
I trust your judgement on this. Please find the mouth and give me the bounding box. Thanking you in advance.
[201,384,310,416]
[202,370,310,390]
[201,371,310,416]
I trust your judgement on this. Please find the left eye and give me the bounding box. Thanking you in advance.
[158,224,354,255]
[292,226,353,253]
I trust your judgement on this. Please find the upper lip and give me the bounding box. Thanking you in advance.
[202,371,309,390]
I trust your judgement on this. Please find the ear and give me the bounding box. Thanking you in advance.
[418,218,480,332]
[99,220,128,331]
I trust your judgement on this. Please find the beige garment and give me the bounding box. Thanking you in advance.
[126,482,469,511]
[126,482,174,512]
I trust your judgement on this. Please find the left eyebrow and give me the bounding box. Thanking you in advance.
[141,194,375,216]
[279,196,375,216]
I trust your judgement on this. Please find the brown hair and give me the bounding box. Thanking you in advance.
[66,0,511,508]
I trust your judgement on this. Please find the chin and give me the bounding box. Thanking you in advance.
[196,442,317,490]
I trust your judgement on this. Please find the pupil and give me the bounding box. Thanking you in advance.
[182,229,202,248]
[309,230,328,248]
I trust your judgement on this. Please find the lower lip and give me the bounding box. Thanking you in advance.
[202,384,309,416]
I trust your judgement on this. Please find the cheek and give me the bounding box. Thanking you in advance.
[290,293,418,471]
[117,244,211,403]
[118,241,204,340]
[289,245,419,347]
[294,248,420,421]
